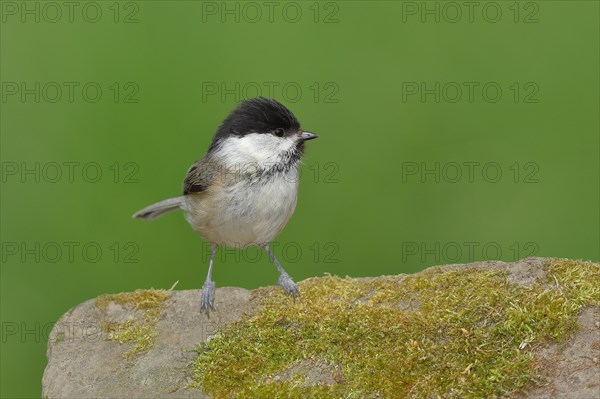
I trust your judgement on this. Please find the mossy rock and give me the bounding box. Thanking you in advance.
[42,258,599,399]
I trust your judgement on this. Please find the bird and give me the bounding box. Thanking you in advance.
[132,97,318,314]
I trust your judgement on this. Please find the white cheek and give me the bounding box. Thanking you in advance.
[216,133,296,167]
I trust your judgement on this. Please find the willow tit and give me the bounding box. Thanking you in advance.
[133,97,318,313]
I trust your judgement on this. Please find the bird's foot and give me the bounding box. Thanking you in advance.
[201,280,215,315]
[278,272,299,301]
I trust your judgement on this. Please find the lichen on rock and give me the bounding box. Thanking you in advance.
[190,258,599,399]
[95,288,172,358]
[41,258,599,399]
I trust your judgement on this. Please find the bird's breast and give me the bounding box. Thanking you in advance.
[183,170,299,248]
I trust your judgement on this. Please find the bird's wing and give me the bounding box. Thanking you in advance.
[182,157,221,195]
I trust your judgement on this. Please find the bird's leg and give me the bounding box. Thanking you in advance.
[201,244,217,314]
[264,244,299,300]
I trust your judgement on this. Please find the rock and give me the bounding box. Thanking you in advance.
[42,258,599,399]
[524,306,600,399]
[43,288,255,399]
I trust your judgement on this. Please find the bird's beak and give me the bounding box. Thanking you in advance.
[299,131,319,141]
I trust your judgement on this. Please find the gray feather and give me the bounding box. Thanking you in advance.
[132,196,184,220]
[183,156,219,195]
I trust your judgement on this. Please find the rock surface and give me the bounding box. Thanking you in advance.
[42,288,255,399]
[42,258,600,399]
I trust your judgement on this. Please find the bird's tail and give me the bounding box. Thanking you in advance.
[132,196,185,220]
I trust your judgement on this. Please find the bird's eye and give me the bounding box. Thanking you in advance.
[274,128,285,137]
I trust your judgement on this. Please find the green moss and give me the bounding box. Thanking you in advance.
[191,259,599,398]
[96,288,172,359]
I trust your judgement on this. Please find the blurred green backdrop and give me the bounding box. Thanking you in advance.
[1,1,598,397]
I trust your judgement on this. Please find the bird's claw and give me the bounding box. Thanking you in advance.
[278,273,299,301]
[201,280,215,315]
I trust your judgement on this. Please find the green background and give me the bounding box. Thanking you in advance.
[1,1,598,397]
